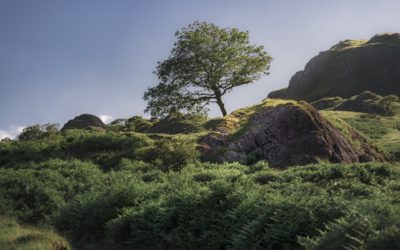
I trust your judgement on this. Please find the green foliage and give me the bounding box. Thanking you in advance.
[55,179,156,248]
[109,116,154,133]
[126,116,153,132]
[1,113,400,249]
[0,129,155,170]
[144,21,272,117]
[148,112,206,134]
[62,130,154,169]
[18,124,59,141]
[0,159,103,224]
[333,91,398,116]
[47,162,400,249]
[143,138,199,171]
[322,105,400,160]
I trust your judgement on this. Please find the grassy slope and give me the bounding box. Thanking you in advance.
[0,217,70,250]
[321,103,400,159]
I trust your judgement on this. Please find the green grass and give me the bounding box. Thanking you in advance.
[322,107,400,160]
[0,217,70,250]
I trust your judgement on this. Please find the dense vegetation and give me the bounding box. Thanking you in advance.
[1,152,400,249]
[1,94,400,249]
[1,107,400,249]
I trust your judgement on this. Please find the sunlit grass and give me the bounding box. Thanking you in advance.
[322,109,400,160]
[330,39,368,51]
[0,217,70,250]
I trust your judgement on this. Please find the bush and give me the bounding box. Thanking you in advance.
[55,180,158,248]
[126,116,153,132]
[143,138,199,171]
[0,159,102,224]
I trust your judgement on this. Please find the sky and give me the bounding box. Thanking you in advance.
[1,0,400,139]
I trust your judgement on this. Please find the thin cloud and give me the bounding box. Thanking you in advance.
[0,126,25,140]
[99,115,113,124]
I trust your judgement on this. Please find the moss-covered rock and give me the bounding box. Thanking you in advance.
[61,114,107,131]
[200,100,385,167]
[268,33,400,101]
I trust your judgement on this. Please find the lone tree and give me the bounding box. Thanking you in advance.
[144,21,272,117]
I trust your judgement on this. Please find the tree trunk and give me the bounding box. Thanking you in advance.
[215,91,227,116]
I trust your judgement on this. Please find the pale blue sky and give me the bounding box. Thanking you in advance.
[1,0,399,138]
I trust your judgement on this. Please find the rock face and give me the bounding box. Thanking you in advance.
[61,114,107,131]
[268,33,400,102]
[200,102,385,167]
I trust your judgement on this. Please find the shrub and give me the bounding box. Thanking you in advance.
[55,181,158,248]
[0,159,102,224]
[143,138,199,171]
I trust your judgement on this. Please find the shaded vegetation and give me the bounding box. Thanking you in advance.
[2,157,400,249]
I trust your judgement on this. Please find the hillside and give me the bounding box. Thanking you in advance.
[268,33,400,101]
[1,98,400,249]
[308,91,400,161]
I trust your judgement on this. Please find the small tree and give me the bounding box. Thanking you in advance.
[144,21,272,117]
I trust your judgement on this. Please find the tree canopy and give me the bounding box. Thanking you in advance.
[144,21,272,117]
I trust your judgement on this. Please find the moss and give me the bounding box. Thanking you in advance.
[329,39,368,51]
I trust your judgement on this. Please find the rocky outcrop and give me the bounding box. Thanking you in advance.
[268,33,400,102]
[200,101,385,167]
[61,114,107,131]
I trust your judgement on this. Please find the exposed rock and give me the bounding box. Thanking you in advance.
[61,114,107,131]
[268,33,400,102]
[200,101,385,167]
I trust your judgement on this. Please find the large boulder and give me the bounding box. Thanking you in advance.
[268,33,400,102]
[199,100,385,167]
[61,114,107,131]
